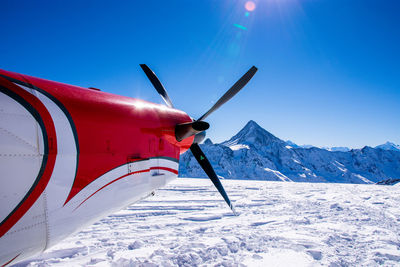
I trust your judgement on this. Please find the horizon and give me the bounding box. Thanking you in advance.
[205,119,398,149]
[1,0,399,148]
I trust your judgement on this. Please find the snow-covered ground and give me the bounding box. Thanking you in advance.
[14,178,400,267]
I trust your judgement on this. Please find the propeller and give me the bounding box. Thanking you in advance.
[140,64,174,108]
[140,64,257,213]
[190,143,236,214]
[197,66,258,121]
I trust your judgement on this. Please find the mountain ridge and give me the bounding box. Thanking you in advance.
[375,141,400,152]
[179,121,400,184]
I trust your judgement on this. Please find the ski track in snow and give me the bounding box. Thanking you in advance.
[13,179,400,267]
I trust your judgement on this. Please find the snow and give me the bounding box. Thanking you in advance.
[323,147,351,152]
[375,142,400,152]
[293,159,301,164]
[181,121,400,184]
[13,178,400,267]
[263,168,292,182]
[353,174,374,184]
[230,144,250,151]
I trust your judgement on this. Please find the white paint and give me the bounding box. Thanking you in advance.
[31,89,78,249]
[50,158,178,252]
[0,194,47,265]
[0,91,44,223]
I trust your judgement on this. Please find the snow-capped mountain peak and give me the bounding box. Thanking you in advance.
[203,138,213,145]
[222,120,283,148]
[179,120,400,184]
[375,141,400,151]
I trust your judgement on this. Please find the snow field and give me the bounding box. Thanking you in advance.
[14,178,400,266]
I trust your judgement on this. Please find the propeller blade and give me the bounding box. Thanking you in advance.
[140,64,174,108]
[190,143,236,213]
[198,66,257,121]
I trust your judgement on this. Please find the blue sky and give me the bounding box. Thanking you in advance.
[1,0,399,148]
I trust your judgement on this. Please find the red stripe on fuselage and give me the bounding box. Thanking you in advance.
[1,253,20,267]
[74,166,178,211]
[0,69,194,207]
[0,77,57,238]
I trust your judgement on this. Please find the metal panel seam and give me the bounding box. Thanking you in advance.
[42,190,50,251]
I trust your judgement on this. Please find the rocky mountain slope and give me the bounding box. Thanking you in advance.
[179,120,400,184]
[375,141,400,151]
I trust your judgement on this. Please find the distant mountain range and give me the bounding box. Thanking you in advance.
[179,120,400,184]
[287,141,400,153]
[375,141,400,152]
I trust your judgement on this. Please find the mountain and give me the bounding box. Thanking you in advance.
[222,120,284,147]
[375,141,400,152]
[285,140,299,148]
[287,141,350,152]
[376,178,400,185]
[179,121,400,184]
[323,146,351,152]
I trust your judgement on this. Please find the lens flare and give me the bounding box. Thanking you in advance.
[233,24,247,31]
[245,1,256,12]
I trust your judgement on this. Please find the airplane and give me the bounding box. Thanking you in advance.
[0,65,257,266]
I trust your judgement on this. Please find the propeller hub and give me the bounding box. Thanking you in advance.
[192,121,210,131]
[175,121,209,142]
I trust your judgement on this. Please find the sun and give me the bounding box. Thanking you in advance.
[245,1,256,12]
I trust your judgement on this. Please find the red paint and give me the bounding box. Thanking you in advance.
[150,166,179,175]
[0,77,57,238]
[74,166,178,211]
[1,253,20,267]
[0,70,193,209]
